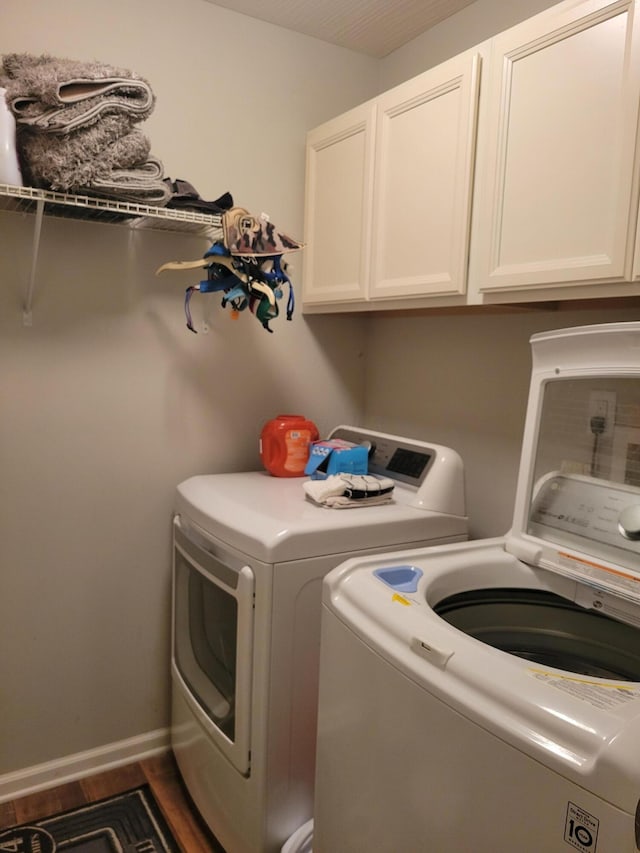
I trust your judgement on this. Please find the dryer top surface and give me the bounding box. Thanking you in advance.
[174,470,467,563]
[175,426,468,562]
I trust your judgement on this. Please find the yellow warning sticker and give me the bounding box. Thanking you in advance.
[529,668,640,710]
[392,593,411,606]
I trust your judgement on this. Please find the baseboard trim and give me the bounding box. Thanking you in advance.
[0,728,171,803]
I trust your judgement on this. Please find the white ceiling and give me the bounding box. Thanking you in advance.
[202,0,477,58]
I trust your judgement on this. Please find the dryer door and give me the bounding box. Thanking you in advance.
[172,516,254,775]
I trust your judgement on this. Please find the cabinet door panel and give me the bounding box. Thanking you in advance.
[370,53,480,300]
[475,0,640,293]
[302,102,375,305]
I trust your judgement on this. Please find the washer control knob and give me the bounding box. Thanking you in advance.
[618,505,640,541]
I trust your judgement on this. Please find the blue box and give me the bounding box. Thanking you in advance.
[304,439,369,479]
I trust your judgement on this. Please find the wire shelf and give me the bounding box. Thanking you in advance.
[0,183,223,325]
[0,183,223,236]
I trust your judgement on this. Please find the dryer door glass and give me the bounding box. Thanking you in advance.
[175,547,238,738]
[173,521,254,775]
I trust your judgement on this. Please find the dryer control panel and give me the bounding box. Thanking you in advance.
[330,426,434,486]
[329,425,466,516]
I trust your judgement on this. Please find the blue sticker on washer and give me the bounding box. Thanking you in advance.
[373,565,423,593]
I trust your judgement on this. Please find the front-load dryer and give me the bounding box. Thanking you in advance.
[170,425,468,853]
[313,323,640,853]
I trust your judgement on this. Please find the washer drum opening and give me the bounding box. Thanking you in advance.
[434,588,640,681]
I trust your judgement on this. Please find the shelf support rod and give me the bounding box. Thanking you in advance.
[23,198,44,326]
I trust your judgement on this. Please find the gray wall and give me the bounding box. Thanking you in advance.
[0,0,377,777]
[2,0,638,784]
[363,307,640,539]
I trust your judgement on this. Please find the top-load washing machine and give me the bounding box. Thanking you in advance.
[170,425,468,853]
[313,323,640,853]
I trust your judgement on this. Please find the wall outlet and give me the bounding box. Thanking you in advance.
[587,390,617,437]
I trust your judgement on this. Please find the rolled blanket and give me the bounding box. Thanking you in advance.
[78,156,172,207]
[18,117,151,190]
[1,53,154,133]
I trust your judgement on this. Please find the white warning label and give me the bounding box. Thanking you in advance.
[564,802,599,851]
[529,669,640,710]
[557,551,640,598]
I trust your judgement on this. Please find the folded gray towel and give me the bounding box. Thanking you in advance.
[79,156,172,207]
[10,91,152,134]
[1,52,167,205]
[1,53,154,133]
[18,117,151,190]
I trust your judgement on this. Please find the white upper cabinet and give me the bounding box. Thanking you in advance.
[302,101,376,305]
[303,0,640,314]
[302,52,480,309]
[369,52,480,300]
[471,0,640,296]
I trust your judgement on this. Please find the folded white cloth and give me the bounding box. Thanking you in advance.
[322,493,394,509]
[303,474,394,509]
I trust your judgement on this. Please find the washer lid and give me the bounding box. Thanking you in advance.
[505,323,640,608]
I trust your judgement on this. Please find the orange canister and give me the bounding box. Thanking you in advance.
[260,414,319,477]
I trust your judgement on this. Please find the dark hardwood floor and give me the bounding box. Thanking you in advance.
[0,751,226,852]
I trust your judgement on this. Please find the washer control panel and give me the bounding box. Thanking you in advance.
[528,473,640,570]
[618,504,640,541]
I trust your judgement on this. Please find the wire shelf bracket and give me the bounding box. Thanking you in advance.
[0,183,223,325]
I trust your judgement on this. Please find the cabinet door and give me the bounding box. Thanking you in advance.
[473,0,640,294]
[302,102,376,305]
[369,52,481,300]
